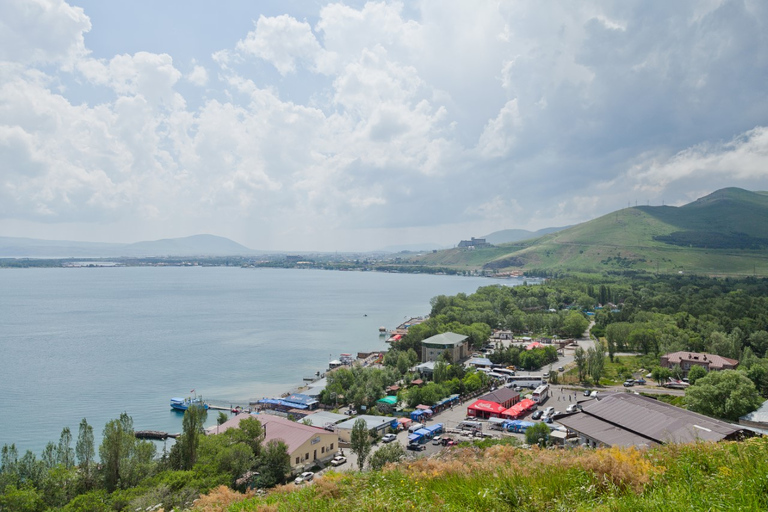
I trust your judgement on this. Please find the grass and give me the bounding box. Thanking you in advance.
[193,437,768,511]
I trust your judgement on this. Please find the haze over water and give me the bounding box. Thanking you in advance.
[0,267,526,454]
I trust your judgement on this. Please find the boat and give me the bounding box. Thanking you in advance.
[170,396,209,411]
[379,326,388,335]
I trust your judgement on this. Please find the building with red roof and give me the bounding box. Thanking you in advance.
[467,399,507,419]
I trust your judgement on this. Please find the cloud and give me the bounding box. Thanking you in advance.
[1,1,768,250]
[0,0,90,69]
[187,64,208,86]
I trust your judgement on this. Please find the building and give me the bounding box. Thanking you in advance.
[660,351,739,376]
[457,237,492,249]
[466,399,507,419]
[478,388,520,410]
[334,415,399,443]
[421,332,470,362]
[556,393,752,448]
[206,413,339,469]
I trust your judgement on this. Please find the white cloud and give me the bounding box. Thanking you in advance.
[236,14,326,75]
[0,0,90,68]
[1,1,768,250]
[187,64,208,86]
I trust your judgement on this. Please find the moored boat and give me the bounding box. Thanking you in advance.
[170,396,209,411]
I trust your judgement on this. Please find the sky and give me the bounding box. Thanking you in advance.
[1,0,768,252]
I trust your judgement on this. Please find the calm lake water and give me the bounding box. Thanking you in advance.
[0,266,526,454]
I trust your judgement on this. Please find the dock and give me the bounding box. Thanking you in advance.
[135,430,179,440]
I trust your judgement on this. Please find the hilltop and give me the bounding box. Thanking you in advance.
[411,188,768,276]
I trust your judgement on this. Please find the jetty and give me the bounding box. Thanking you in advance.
[135,430,179,440]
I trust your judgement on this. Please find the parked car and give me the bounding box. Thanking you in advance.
[432,436,442,445]
[636,378,646,385]
[531,410,543,420]
[408,422,425,433]
[543,406,555,418]
[583,389,592,397]
[382,433,397,443]
[590,391,599,397]
[330,456,347,467]
[294,471,314,484]
[407,442,426,451]
[623,380,635,387]
[441,437,456,446]
[566,404,580,413]
[557,366,564,372]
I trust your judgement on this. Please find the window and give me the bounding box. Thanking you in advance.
[330,443,334,450]
[295,457,300,464]
[305,453,309,460]
[321,446,325,453]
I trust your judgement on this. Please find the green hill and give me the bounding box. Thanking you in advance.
[412,188,768,276]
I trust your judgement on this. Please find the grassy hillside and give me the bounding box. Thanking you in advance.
[195,437,768,511]
[411,188,768,276]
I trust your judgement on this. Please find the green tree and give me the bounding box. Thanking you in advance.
[256,440,290,488]
[587,340,606,384]
[0,484,45,512]
[350,418,371,471]
[686,365,708,385]
[574,347,587,382]
[562,311,589,338]
[217,412,229,426]
[369,442,405,471]
[525,422,550,447]
[178,404,207,470]
[651,366,671,385]
[75,418,95,490]
[56,427,75,469]
[99,412,142,491]
[685,370,763,421]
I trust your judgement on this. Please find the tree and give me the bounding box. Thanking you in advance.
[525,422,550,447]
[256,440,290,488]
[350,418,371,471]
[651,366,671,385]
[56,427,75,469]
[587,340,606,384]
[217,412,229,425]
[178,404,207,470]
[76,418,95,490]
[99,412,137,491]
[685,370,762,421]
[562,311,589,338]
[574,347,587,382]
[686,365,707,385]
[369,442,405,471]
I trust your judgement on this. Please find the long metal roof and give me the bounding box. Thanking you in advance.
[557,393,748,447]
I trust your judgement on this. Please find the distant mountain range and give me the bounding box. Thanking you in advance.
[410,188,768,276]
[0,234,256,258]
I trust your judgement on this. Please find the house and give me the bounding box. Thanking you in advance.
[466,399,507,419]
[421,332,470,362]
[556,393,753,448]
[457,237,492,249]
[659,351,738,377]
[206,413,339,469]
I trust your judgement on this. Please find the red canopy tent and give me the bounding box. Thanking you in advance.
[501,398,537,419]
[467,399,506,419]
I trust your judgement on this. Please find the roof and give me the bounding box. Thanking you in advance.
[467,400,506,414]
[336,415,398,431]
[479,388,520,405]
[299,410,348,428]
[421,332,468,347]
[206,413,335,454]
[466,357,493,367]
[377,396,398,405]
[740,399,768,427]
[283,393,319,407]
[662,351,739,369]
[557,393,748,447]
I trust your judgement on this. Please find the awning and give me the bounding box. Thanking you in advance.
[415,428,431,436]
[425,423,443,434]
[408,433,422,441]
[377,396,398,405]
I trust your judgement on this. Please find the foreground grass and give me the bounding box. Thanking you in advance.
[194,437,768,511]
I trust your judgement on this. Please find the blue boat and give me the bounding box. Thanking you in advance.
[170,396,209,411]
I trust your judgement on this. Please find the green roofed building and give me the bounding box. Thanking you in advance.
[421,332,470,363]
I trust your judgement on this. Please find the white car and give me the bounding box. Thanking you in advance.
[330,456,347,467]
[294,471,314,484]
[566,404,580,413]
[542,406,555,418]
[432,436,442,445]
[382,433,397,443]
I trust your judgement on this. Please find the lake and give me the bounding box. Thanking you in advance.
[0,266,526,454]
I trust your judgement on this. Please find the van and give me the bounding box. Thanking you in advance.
[408,422,425,433]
